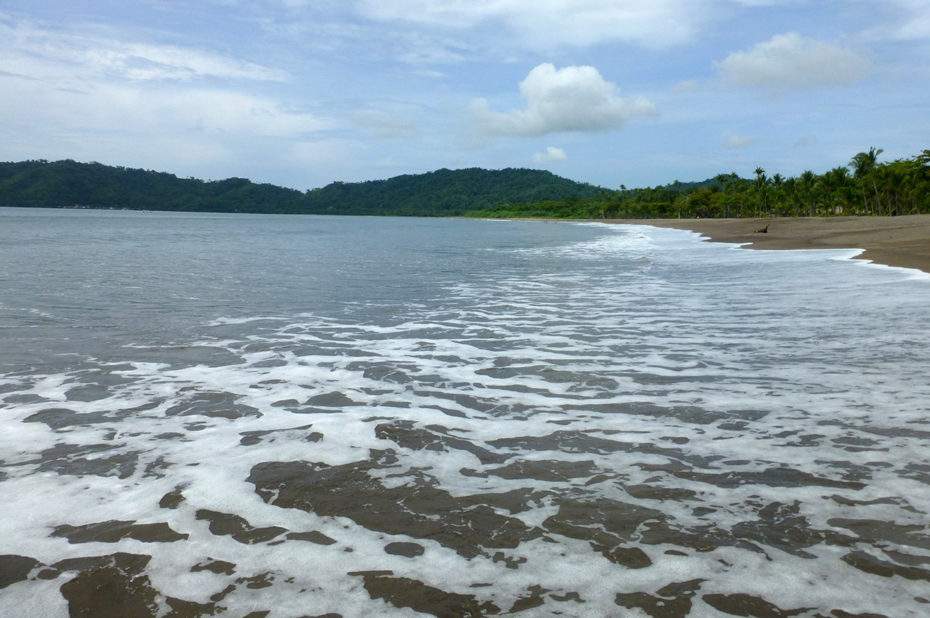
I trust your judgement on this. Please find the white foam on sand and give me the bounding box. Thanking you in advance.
[2,223,929,616]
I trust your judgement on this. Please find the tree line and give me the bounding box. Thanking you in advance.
[467,148,930,219]
[302,167,602,215]
[0,160,600,217]
[2,150,927,219]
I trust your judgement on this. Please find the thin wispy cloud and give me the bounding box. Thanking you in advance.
[0,13,324,178]
[471,63,655,137]
[87,43,290,82]
[0,19,288,83]
[861,0,930,41]
[355,0,709,49]
[3,79,329,138]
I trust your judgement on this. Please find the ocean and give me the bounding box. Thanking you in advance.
[1,207,929,617]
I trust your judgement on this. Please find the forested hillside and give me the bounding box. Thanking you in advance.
[0,160,305,213]
[3,149,926,219]
[302,168,602,216]
[0,160,601,216]
[468,148,930,219]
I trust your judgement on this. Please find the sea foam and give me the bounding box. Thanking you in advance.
[1,215,929,616]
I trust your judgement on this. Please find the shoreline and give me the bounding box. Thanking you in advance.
[602,215,930,275]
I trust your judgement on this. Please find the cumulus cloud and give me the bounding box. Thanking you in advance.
[726,134,757,148]
[471,63,655,137]
[356,0,707,49]
[716,33,872,91]
[532,146,567,163]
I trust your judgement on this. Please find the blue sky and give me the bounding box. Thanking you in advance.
[1,1,928,190]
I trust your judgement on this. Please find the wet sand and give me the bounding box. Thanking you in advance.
[609,215,930,275]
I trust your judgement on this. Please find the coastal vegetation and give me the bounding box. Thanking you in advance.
[1,149,927,218]
[467,148,930,219]
[0,161,599,217]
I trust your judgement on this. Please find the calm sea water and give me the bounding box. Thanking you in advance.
[1,207,929,617]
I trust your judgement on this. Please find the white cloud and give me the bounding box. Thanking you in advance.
[356,0,709,49]
[0,73,330,156]
[0,14,326,154]
[154,89,327,136]
[85,43,290,82]
[471,63,655,137]
[726,134,757,148]
[716,33,872,91]
[865,0,930,40]
[0,18,288,83]
[532,146,567,163]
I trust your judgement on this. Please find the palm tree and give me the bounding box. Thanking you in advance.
[754,167,768,217]
[824,167,853,214]
[796,170,816,216]
[849,147,883,215]
[908,152,930,213]
[771,173,785,215]
[850,147,882,176]
[782,176,798,217]
[881,161,912,216]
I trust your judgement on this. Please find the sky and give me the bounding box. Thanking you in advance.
[1,1,928,191]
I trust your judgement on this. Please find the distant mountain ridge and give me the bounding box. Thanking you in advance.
[0,159,605,216]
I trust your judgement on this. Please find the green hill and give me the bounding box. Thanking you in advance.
[0,160,604,216]
[303,167,603,216]
[0,160,304,213]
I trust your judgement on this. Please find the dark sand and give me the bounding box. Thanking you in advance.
[609,215,930,275]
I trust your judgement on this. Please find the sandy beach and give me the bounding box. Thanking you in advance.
[609,215,930,275]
